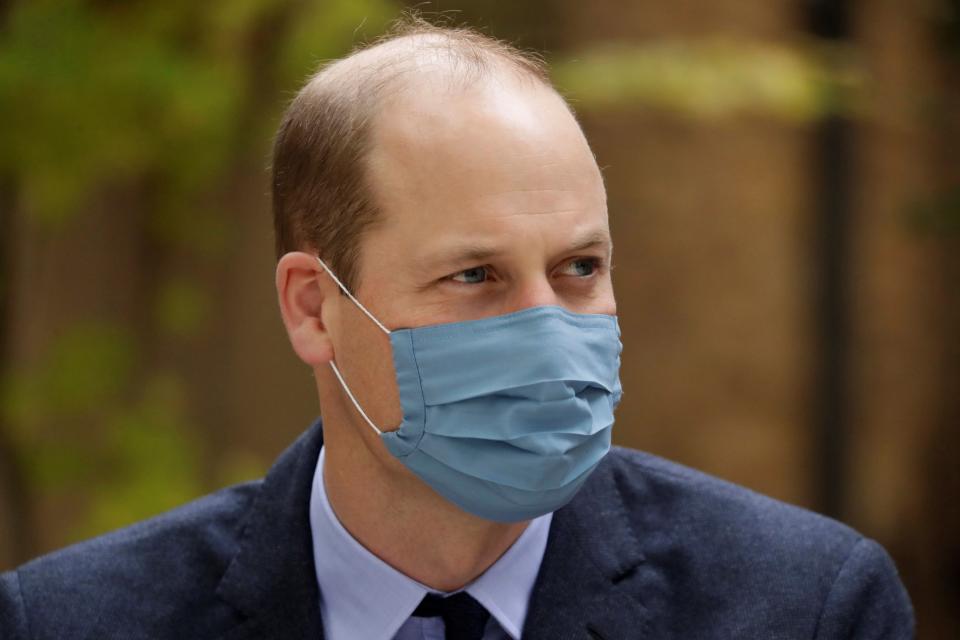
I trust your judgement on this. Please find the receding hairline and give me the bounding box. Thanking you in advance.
[304,29,553,108]
[271,19,564,292]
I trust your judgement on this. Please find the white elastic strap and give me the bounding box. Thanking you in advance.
[329,361,383,435]
[315,256,387,435]
[315,256,390,335]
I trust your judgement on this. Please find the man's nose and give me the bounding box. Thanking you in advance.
[502,276,561,314]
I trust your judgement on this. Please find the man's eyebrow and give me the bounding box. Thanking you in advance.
[423,230,613,272]
[421,243,503,272]
[565,231,613,256]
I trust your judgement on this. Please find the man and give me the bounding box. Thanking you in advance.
[0,18,913,640]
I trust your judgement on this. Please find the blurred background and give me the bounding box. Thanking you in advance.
[0,0,957,635]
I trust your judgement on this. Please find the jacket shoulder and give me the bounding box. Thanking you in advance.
[606,445,861,547]
[1,480,261,640]
[598,446,914,638]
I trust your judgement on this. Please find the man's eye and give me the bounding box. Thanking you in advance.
[560,258,600,277]
[450,266,489,284]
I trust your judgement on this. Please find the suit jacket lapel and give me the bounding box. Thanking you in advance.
[215,418,326,640]
[213,420,649,640]
[523,453,651,640]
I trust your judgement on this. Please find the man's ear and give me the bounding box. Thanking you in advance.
[276,251,336,367]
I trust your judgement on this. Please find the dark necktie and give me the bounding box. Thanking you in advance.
[411,591,491,640]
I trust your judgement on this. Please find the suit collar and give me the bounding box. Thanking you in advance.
[215,417,326,640]
[309,445,553,640]
[523,450,651,640]
[215,420,649,640]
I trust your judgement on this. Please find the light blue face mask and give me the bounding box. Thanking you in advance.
[317,257,624,522]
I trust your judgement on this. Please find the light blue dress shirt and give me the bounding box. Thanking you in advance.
[309,446,553,640]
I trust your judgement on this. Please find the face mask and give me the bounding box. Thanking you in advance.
[316,256,623,522]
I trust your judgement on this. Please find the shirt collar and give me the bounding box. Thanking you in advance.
[309,445,552,640]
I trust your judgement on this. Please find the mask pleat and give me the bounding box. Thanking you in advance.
[375,305,624,522]
[405,309,621,407]
[424,385,617,441]
[412,424,612,491]
[392,440,607,522]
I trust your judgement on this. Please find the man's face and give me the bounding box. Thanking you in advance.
[327,74,615,431]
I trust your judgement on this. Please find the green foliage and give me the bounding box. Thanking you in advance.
[216,449,272,487]
[0,0,398,547]
[1,323,136,437]
[0,0,396,227]
[276,0,397,88]
[75,372,204,541]
[0,0,242,227]
[552,37,863,122]
[155,278,210,338]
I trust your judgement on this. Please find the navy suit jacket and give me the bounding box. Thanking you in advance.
[0,418,914,639]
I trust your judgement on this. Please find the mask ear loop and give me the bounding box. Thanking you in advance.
[316,256,390,435]
[327,361,384,435]
[316,257,390,334]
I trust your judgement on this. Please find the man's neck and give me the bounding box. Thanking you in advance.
[320,411,530,592]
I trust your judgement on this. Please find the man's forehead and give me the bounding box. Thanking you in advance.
[343,34,609,280]
[365,83,601,201]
